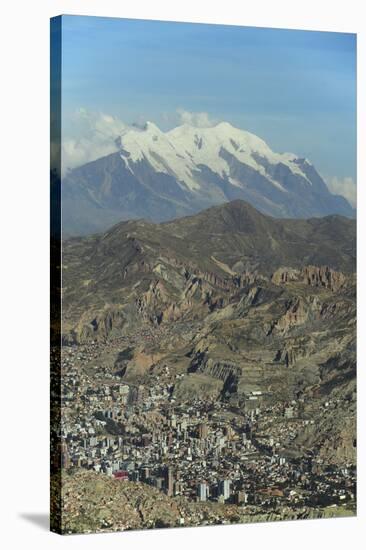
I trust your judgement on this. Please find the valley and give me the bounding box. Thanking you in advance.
[53,200,356,533]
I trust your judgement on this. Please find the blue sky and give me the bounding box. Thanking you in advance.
[58,15,356,196]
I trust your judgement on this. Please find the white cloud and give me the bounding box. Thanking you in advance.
[59,108,221,173]
[61,109,127,174]
[177,108,218,128]
[325,176,357,207]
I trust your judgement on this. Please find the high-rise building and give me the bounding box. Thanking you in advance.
[140,466,150,481]
[155,477,164,490]
[218,479,231,501]
[225,426,233,440]
[164,466,174,497]
[198,423,208,439]
[60,441,70,469]
[197,482,208,502]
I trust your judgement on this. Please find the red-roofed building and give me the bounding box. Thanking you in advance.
[113,470,128,481]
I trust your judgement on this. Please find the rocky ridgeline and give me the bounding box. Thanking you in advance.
[272,265,346,291]
[270,298,310,334]
[274,337,315,367]
[191,355,242,386]
[71,262,348,343]
[62,201,355,344]
[133,264,258,327]
[268,292,345,335]
[132,260,274,327]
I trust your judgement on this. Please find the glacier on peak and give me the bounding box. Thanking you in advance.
[62,118,355,235]
[115,120,310,191]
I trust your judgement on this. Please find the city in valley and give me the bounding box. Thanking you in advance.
[59,335,356,518]
[52,202,356,533]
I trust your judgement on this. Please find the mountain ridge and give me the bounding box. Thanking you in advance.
[61,199,355,343]
[62,121,355,236]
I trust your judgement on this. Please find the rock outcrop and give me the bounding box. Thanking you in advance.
[272,265,347,292]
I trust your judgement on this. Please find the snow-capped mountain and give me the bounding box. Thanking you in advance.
[62,121,355,235]
[119,121,309,191]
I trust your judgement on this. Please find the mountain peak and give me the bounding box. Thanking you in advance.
[63,119,355,236]
[144,121,162,133]
[215,120,234,129]
[174,199,270,235]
